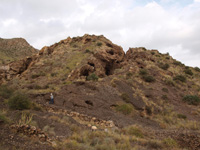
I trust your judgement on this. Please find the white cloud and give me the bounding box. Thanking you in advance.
[0,0,200,67]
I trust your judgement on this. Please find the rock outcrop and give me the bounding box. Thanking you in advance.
[0,38,38,65]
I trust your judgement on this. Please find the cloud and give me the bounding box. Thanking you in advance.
[0,0,200,67]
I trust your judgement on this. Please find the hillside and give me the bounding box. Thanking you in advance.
[0,34,200,150]
[0,38,38,65]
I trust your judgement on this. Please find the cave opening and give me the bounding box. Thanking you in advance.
[85,100,93,106]
[105,63,114,76]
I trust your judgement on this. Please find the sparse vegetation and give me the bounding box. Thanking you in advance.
[163,138,178,148]
[139,69,148,76]
[18,113,33,126]
[86,73,99,81]
[0,112,9,124]
[0,85,14,99]
[124,125,144,138]
[31,72,46,79]
[173,60,184,66]
[173,75,186,83]
[162,88,168,93]
[115,103,134,115]
[142,75,155,82]
[120,93,130,103]
[8,92,31,110]
[177,113,187,119]
[182,95,200,105]
[164,78,175,86]
[184,68,193,76]
[158,63,170,70]
[126,72,133,78]
[194,67,200,72]
[85,49,91,53]
[161,95,168,100]
[139,69,155,82]
[97,42,102,46]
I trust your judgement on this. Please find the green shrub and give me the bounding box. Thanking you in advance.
[139,69,148,76]
[0,113,9,124]
[51,72,58,77]
[31,72,46,79]
[163,138,177,148]
[85,49,93,54]
[115,103,134,115]
[182,95,200,105]
[173,75,186,83]
[151,52,155,55]
[165,57,170,60]
[120,93,130,103]
[173,60,184,66]
[177,114,187,120]
[97,42,102,46]
[164,78,175,86]
[0,85,14,99]
[86,73,99,81]
[158,63,169,70]
[194,67,200,72]
[126,72,133,78]
[142,75,155,82]
[8,92,31,110]
[162,88,168,93]
[125,126,143,138]
[161,95,168,100]
[184,68,193,76]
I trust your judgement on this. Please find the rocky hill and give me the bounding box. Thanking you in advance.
[0,34,200,150]
[0,38,38,65]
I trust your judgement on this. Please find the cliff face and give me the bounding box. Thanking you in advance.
[0,38,38,65]
[0,34,200,149]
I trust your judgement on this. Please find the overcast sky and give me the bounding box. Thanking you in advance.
[0,0,200,67]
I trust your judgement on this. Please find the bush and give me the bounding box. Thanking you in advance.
[142,75,155,82]
[161,95,168,100]
[115,103,134,115]
[86,73,99,81]
[0,85,14,99]
[164,78,175,86]
[177,114,187,120]
[120,93,130,103]
[194,67,200,72]
[126,72,133,78]
[0,113,9,124]
[31,72,46,79]
[162,88,168,93]
[182,95,200,105]
[139,69,148,76]
[97,42,102,46]
[163,138,177,148]
[184,68,193,76]
[8,92,31,110]
[158,63,170,70]
[173,60,184,66]
[125,126,143,138]
[173,75,186,83]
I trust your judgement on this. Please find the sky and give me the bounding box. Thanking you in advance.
[0,0,200,67]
